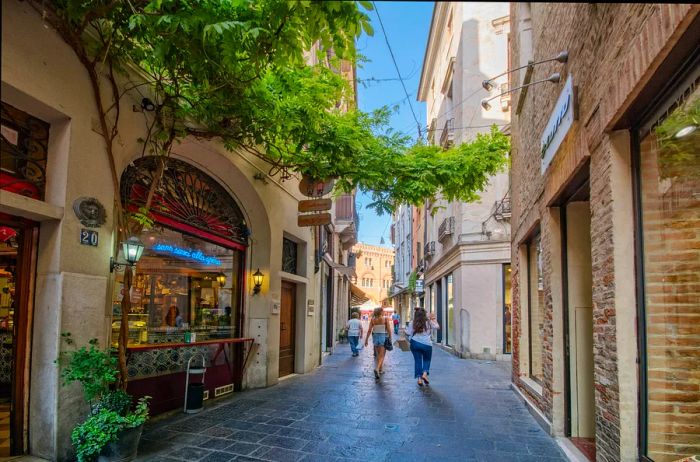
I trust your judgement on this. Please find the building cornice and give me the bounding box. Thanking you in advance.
[417,2,449,102]
[424,240,511,284]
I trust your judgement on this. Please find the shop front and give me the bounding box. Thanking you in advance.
[116,156,254,415]
[1,101,46,456]
[633,51,699,462]
[509,5,698,461]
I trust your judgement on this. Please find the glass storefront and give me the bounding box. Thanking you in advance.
[446,274,454,346]
[503,264,512,354]
[111,225,243,347]
[638,79,699,461]
[528,232,544,383]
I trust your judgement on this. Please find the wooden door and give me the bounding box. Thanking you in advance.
[0,220,38,456]
[279,282,296,377]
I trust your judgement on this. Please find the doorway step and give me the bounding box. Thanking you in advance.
[570,437,595,461]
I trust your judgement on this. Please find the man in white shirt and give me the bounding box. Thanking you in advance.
[346,312,364,357]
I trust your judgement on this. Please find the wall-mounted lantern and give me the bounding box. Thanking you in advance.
[252,269,264,295]
[110,236,145,272]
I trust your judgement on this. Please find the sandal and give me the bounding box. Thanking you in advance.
[417,378,424,387]
[374,369,380,379]
[422,373,430,384]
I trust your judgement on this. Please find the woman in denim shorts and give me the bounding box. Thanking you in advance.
[364,307,392,379]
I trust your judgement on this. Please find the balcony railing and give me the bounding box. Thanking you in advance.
[438,216,455,242]
[439,118,455,148]
[494,194,511,221]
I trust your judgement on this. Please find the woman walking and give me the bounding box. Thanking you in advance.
[364,307,392,379]
[406,308,440,386]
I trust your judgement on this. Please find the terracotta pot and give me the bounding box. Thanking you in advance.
[97,424,143,462]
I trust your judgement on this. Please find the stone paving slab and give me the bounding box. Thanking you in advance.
[135,344,568,462]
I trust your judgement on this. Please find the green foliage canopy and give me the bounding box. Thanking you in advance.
[42,0,509,213]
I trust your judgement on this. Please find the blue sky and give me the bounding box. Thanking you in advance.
[355,1,433,247]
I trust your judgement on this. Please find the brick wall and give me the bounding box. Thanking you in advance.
[509,3,698,461]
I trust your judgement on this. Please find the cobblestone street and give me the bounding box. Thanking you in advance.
[136,345,568,462]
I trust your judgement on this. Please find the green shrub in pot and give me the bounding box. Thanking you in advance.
[57,333,150,462]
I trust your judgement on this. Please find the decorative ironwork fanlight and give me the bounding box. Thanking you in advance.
[1,102,49,200]
[120,156,248,246]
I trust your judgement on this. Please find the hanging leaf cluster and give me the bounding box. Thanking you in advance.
[39,0,509,213]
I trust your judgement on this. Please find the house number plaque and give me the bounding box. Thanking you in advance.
[80,229,99,246]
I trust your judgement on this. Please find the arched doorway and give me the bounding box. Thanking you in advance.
[116,156,251,413]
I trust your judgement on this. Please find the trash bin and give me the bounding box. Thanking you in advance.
[184,353,206,414]
[185,382,204,413]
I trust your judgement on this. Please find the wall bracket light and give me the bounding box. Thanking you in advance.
[110,236,145,273]
[252,268,264,295]
[482,51,568,91]
[481,73,561,110]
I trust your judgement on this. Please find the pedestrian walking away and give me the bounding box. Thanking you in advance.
[346,312,363,357]
[405,308,440,386]
[392,312,400,335]
[364,307,392,379]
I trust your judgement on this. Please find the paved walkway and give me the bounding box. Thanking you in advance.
[136,343,568,462]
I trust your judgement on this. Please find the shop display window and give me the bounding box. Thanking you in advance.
[446,274,454,346]
[638,82,699,461]
[527,231,544,383]
[503,264,512,354]
[111,225,243,347]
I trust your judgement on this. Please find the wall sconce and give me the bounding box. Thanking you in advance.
[252,268,264,295]
[141,98,156,112]
[482,51,568,91]
[216,273,226,287]
[110,236,145,272]
[481,73,561,110]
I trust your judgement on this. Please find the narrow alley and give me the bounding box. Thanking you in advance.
[135,346,567,462]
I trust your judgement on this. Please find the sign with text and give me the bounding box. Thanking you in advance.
[80,229,99,246]
[299,175,334,197]
[541,74,577,174]
[297,213,332,227]
[298,198,332,213]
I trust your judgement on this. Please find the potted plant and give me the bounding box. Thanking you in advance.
[57,333,150,462]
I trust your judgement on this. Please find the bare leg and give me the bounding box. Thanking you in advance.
[373,345,381,379]
[377,346,386,372]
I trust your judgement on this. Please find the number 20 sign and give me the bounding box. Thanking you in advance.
[80,229,99,246]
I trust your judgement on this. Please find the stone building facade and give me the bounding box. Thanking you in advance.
[0,1,356,459]
[389,204,413,321]
[509,3,699,462]
[418,2,512,360]
[351,242,394,307]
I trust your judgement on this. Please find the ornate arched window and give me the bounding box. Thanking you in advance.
[120,156,248,248]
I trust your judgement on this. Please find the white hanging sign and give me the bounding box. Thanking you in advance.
[541,74,577,174]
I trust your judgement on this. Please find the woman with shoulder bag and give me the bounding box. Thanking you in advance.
[405,308,439,386]
[364,307,392,379]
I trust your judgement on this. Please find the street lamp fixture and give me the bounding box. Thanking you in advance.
[252,269,264,295]
[110,236,145,272]
[481,73,561,111]
[216,273,227,287]
[482,51,568,91]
